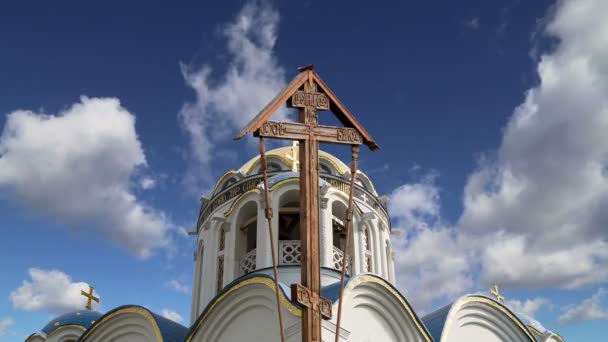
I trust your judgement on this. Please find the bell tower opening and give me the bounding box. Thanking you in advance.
[278,189,301,265]
[236,201,258,275]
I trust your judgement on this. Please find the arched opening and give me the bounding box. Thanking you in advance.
[331,200,351,273]
[236,201,258,275]
[363,226,374,272]
[278,189,301,265]
[216,226,226,293]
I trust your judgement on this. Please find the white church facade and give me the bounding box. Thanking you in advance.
[25,146,565,342]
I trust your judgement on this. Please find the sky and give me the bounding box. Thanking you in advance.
[1,0,607,340]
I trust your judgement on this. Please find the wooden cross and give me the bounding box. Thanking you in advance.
[81,285,99,310]
[236,65,378,342]
[491,284,505,303]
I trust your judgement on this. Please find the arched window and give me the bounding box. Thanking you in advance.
[219,228,225,252]
[236,201,257,275]
[364,226,373,273]
[278,189,301,265]
[216,227,226,293]
[320,162,333,175]
[332,200,351,274]
[220,177,237,191]
[385,240,391,275]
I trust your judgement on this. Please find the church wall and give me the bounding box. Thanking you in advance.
[45,326,85,342]
[80,312,160,342]
[188,281,300,342]
[440,297,536,342]
[337,275,431,342]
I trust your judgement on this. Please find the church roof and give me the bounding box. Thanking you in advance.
[420,303,453,341]
[41,310,102,335]
[79,305,189,342]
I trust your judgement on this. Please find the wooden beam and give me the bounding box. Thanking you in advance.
[256,121,363,145]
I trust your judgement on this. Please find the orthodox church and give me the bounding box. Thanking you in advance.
[25,145,566,342]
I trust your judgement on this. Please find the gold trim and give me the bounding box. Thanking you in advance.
[211,170,240,195]
[320,154,348,174]
[46,324,86,337]
[269,178,299,191]
[441,296,536,342]
[527,324,543,336]
[80,307,163,342]
[547,332,566,342]
[223,189,261,217]
[341,275,432,342]
[186,277,301,342]
[244,155,293,175]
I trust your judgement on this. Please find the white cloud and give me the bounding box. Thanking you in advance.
[458,0,608,288]
[0,96,175,258]
[165,279,190,295]
[506,297,551,318]
[0,318,14,337]
[389,174,474,310]
[160,309,183,323]
[10,268,100,313]
[178,1,287,193]
[389,0,608,311]
[140,176,156,190]
[559,288,608,324]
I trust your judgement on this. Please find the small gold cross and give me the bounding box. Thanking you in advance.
[491,283,505,303]
[81,285,100,310]
[287,141,300,172]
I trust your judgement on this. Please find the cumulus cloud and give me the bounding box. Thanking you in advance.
[391,0,608,309]
[165,279,190,295]
[179,1,287,192]
[506,297,551,318]
[458,0,608,288]
[0,96,175,258]
[140,176,156,190]
[10,268,100,313]
[559,288,608,324]
[389,174,474,309]
[160,309,183,323]
[0,318,14,337]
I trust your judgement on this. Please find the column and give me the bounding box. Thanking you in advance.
[223,219,236,286]
[319,197,333,268]
[256,198,272,269]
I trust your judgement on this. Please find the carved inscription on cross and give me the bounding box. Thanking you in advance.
[292,284,332,319]
[289,80,329,125]
[81,285,99,311]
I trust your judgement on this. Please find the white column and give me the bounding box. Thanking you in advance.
[190,241,200,325]
[320,197,333,268]
[201,228,215,311]
[256,199,272,269]
[223,219,236,286]
[351,215,362,275]
[379,224,388,279]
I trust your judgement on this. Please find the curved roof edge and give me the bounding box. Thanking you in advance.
[78,305,188,342]
[38,310,102,337]
[421,294,537,342]
[187,272,432,342]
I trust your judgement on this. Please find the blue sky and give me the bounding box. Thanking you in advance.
[1,0,607,340]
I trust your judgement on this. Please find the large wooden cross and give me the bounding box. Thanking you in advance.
[236,65,378,342]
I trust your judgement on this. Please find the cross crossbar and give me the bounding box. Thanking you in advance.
[257,121,363,145]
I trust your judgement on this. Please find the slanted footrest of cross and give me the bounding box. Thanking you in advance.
[291,284,332,320]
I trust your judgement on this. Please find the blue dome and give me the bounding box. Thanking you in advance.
[41,310,102,335]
